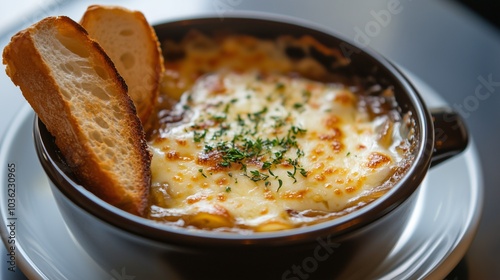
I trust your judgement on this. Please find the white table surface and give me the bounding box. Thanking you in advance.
[1,0,499,279]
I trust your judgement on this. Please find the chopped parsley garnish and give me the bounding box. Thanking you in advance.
[277,179,284,192]
[198,168,207,178]
[247,170,270,182]
[275,82,285,91]
[302,89,312,102]
[193,129,207,142]
[190,76,310,192]
[300,168,308,177]
[210,114,227,122]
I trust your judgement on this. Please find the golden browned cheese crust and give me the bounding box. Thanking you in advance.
[148,32,416,232]
[3,16,151,215]
[159,31,351,101]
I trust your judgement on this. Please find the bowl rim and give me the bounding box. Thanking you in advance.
[33,13,434,248]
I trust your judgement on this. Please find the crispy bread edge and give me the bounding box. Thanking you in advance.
[2,16,152,215]
[80,5,165,127]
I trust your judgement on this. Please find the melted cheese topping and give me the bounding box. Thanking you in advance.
[159,31,349,100]
[147,71,412,232]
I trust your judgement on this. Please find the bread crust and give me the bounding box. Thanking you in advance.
[3,16,151,215]
[80,5,164,127]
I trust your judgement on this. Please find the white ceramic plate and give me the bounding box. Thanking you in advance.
[0,72,483,280]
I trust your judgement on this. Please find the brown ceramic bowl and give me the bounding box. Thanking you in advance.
[34,14,468,280]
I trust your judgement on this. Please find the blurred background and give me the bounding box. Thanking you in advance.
[455,0,500,31]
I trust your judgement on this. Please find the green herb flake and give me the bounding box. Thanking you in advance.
[299,168,308,178]
[211,114,227,122]
[262,161,272,170]
[277,179,283,192]
[291,126,307,135]
[296,149,305,158]
[198,169,207,178]
[193,129,207,142]
[204,145,214,152]
[248,170,269,182]
[287,170,297,183]
[302,89,312,101]
[275,82,285,91]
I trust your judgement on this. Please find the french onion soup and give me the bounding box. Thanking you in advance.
[145,31,415,232]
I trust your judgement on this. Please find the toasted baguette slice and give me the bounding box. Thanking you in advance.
[2,16,151,215]
[80,5,164,125]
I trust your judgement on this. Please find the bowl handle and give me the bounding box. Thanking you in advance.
[429,107,469,167]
